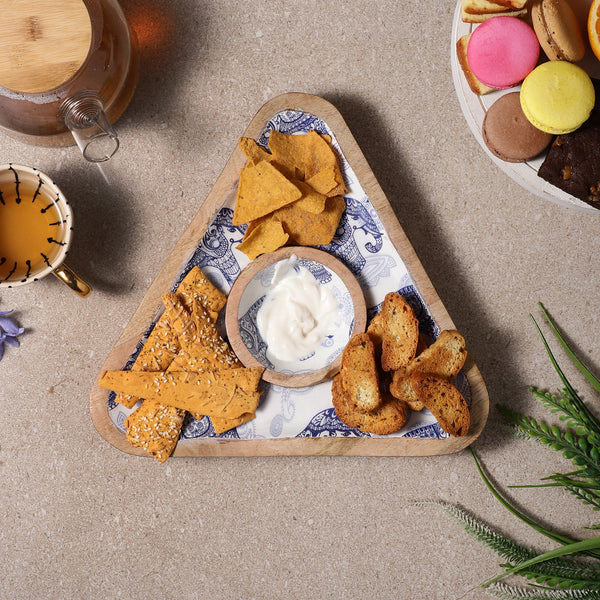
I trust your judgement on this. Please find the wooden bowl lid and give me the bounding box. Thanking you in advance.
[0,0,92,94]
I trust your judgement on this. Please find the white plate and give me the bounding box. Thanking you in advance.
[451,0,600,213]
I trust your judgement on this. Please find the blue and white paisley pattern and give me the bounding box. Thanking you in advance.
[107,109,467,442]
[298,258,332,284]
[297,408,371,438]
[268,385,297,437]
[183,208,246,288]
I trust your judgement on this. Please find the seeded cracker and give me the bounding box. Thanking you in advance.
[100,368,264,418]
[123,400,185,463]
[161,292,258,433]
[164,293,255,431]
[115,267,215,409]
[118,267,228,461]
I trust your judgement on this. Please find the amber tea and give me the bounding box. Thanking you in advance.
[0,166,70,284]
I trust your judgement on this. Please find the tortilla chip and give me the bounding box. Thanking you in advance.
[237,218,289,259]
[232,160,302,226]
[267,130,346,196]
[238,137,272,165]
[303,130,339,179]
[271,195,346,246]
[267,130,309,180]
[99,368,265,419]
[291,180,327,214]
[305,164,347,197]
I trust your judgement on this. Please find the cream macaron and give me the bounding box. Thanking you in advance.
[531,0,586,62]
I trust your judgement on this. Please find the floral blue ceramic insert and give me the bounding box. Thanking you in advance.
[106,109,471,441]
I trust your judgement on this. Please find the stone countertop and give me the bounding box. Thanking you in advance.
[1,1,599,598]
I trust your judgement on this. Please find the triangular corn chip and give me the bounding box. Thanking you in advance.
[232,160,302,225]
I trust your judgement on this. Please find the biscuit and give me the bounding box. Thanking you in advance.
[410,374,470,437]
[380,293,419,372]
[340,332,382,412]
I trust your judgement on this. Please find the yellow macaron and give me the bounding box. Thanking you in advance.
[520,61,595,135]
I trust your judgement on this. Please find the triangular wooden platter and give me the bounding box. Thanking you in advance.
[90,92,489,457]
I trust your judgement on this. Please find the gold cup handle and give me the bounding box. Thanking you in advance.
[52,263,92,297]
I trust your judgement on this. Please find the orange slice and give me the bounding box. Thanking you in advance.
[588,0,600,61]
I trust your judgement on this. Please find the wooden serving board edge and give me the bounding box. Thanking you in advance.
[89,92,489,458]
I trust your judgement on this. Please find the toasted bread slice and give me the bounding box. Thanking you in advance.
[332,374,408,435]
[380,293,419,372]
[390,329,467,407]
[340,333,382,412]
[410,374,470,437]
[456,35,495,96]
[406,330,467,379]
[389,376,426,412]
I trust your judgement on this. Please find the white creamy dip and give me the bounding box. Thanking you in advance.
[256,256,339,362]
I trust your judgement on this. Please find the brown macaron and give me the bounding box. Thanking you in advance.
[531,0,585,62]
[482,92,554,162]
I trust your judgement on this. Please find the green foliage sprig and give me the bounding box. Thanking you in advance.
[422,303,600,598]
[497,303,600,521]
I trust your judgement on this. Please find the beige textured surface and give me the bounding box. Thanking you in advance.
[1,1,599,598]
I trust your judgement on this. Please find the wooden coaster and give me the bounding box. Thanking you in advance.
[0,0,92,94]
[225,246,367,388]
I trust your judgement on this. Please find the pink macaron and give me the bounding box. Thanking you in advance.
[467,16,540,90]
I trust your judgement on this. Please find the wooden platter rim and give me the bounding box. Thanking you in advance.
[89,92,490,457]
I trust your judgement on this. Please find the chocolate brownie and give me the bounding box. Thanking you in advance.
[538,110,600,210]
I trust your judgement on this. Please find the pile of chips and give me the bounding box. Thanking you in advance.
[234,130,348,259]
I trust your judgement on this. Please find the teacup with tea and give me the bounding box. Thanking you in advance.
[0,164,91,296]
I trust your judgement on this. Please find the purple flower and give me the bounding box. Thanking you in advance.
[0,310,24,361]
